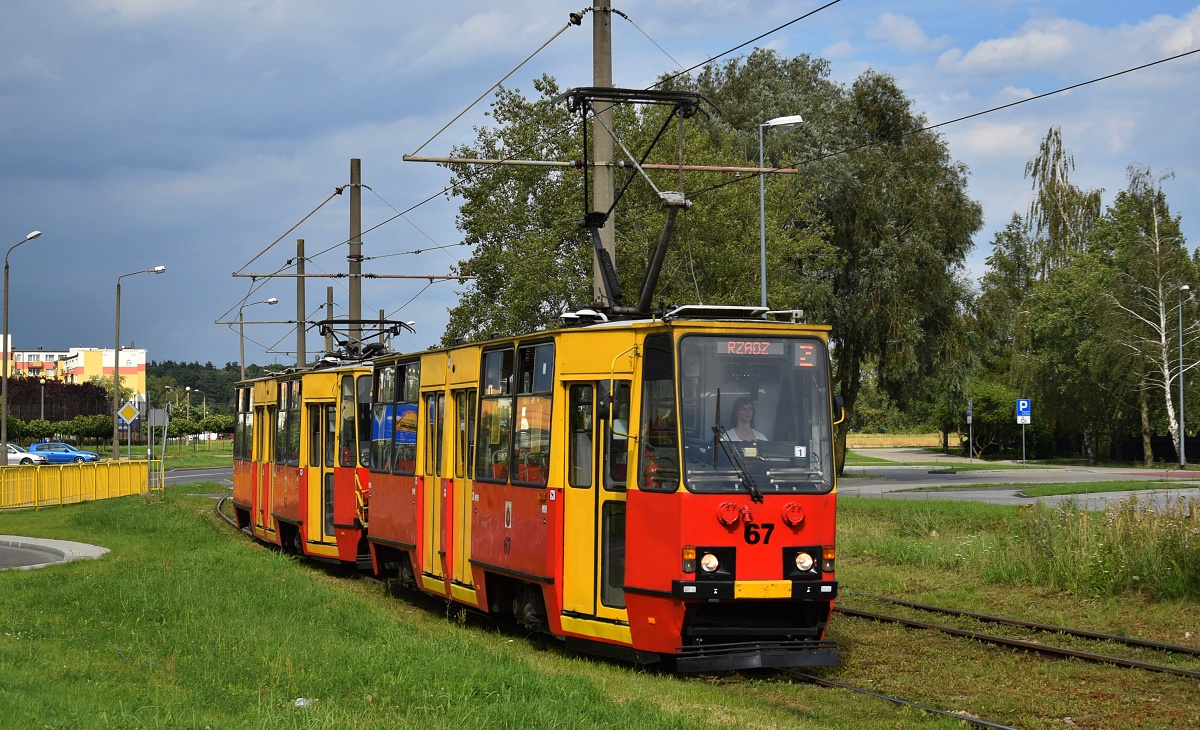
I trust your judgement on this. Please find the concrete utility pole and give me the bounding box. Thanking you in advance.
[592,0,615,303]
[349,158,363,348]
[325,287,334,354]
[296,239,306,368]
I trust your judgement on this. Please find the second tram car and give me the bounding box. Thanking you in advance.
[232,306,840,671]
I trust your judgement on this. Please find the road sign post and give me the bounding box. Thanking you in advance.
[118,400,140,461]
[1016,399,1032,466]
[967,399,973,464]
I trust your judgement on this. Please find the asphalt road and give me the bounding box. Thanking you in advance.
[841,448,1200,509]
[165,466,232,489]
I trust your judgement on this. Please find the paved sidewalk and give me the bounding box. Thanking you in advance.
[848,446,975,463]
[0,535,109,570]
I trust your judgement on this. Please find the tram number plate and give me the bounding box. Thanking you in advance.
[743,522,775,545]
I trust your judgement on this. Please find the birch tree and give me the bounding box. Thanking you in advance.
[1099,165,1196,462]
[1025,127,1103,279]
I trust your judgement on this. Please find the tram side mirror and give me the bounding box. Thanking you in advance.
[598,380,612,421]
[833,395,846,426]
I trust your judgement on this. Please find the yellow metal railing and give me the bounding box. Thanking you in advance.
[0,460,166,511]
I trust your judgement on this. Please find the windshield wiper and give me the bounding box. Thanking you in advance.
[712,423,764,503]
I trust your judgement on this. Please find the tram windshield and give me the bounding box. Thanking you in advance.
[679,334,834,495]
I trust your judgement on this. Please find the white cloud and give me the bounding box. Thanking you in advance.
[866,12,949,53]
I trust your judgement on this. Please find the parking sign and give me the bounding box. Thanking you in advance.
[1016,398,1031,424]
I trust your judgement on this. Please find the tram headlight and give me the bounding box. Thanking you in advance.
[699,553,721,573]
[794,551,816,572]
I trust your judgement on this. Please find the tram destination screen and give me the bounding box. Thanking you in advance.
[718,339,784,356]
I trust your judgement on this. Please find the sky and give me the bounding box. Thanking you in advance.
[1,1,1197,370]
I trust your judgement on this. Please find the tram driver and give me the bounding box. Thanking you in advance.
[723,396,767,441]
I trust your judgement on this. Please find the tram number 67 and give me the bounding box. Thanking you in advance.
[743,522,775,545]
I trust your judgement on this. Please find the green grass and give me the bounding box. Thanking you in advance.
[1016,480,1199,497]
[8,487,1200,728]
[2,488,972,729]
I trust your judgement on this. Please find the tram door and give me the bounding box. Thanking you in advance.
[451,389,477,587]
[255,403,273,531]
[421,391,447,583]
[305,402,337,543]
[562,381,629,620]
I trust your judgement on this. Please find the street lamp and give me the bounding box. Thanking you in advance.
[185,386,192,420]
[191,388,207,450]
[114,265,166,459]
[1181,284,1190,469]
[239,297,278,379]
[758,115,804,309]
[39,377,45,421]
[2,230,43,466]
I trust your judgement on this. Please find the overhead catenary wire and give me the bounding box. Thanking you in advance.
[408,8,591,157]
[675,46,1200,205]
[231,5,1196,347]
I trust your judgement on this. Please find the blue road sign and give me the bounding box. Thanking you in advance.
[1016,399,1031,417]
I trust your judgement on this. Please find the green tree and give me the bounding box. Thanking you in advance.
[1095,165,1195,463]
[1023,252,1127,462]
[1024,126,1103,278]
[440,77,592,343]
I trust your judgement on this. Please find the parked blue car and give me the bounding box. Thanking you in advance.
[27,442,101,463]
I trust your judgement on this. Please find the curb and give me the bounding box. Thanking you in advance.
[0,535,109,570]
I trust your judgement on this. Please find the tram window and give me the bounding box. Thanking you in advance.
[518,343,554,394]
[638,334,679,492]
[274,387,287,465]
[371,365,396,472]
[604,381,630,492]
[324,404,336,468]
[482,349,513,396]
[455,390,476,480]
[274,379,301,466]
[476,349,515,482]
[677,335,835,495]
[424,393,445,477]
[568,385,593,488]
[512,343,554,485]
[286,381,301,466]
[356,375,372,466]
[234,388,245,459]
[339,375,357,467]
[600,502,626,609]
[392,362,419,475]
[308,404,323,468]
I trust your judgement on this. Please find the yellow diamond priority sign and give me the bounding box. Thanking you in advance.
[118,401,139,425]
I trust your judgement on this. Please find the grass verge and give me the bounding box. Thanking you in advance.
[2,487,961,729]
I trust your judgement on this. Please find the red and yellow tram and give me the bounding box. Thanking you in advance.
[232,305,839,671]
[232,364,374,565]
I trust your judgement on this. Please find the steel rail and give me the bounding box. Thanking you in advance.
[838,607,1200,680]
[786,671,1020,730]
[846,591,1200,656]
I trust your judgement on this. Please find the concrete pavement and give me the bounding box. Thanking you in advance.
[842,447,1200,509]
[0,535,109,570]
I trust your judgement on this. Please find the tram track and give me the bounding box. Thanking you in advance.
[782,670,1019,730]
[837,592,1200,681]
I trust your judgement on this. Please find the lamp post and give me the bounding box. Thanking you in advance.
[185,386,191,420]
[2,230,42,466]
[39,377,45,421]
[194,388,208,450]
[758,115,804,309]
[1181,284,1190,468]
[114,265,166,459]
[239,297,278,379]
